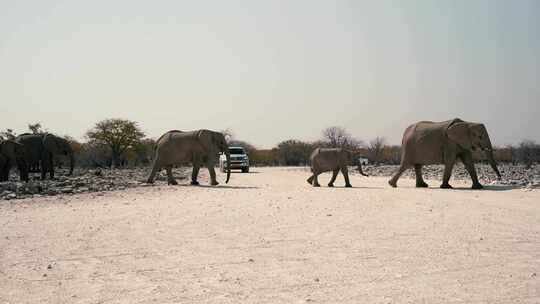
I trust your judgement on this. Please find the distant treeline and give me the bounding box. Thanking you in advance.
[1,120,539,168]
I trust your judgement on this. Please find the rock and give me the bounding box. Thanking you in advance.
[60,187,74,194]
[5,193,17,200]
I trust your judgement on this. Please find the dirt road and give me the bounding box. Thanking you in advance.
[1,167,539,303]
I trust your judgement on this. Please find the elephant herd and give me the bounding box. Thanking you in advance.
[0,133,74,182]
[307,118,501,189]
[0,118,502,190]
[145,118,501,190]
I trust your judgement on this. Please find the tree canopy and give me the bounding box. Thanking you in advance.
[86,119,145,167]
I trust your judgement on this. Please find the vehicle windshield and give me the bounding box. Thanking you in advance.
[228,148,245,155]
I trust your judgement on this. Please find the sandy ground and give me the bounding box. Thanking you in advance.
[1,167,539,304]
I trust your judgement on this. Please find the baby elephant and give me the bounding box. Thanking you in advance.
[307,148,368,187]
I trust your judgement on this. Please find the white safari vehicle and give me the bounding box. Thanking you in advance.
[358,157,369,166]
[220,146,250,173]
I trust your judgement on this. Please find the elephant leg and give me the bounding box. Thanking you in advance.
[48,157,55,179]
[0,165,6,181]
[206,161,219,186]
[414,164,428,188]
[312,172,321,187]
[341,166,352,187]
[146,161,160,184]
[460,153,483,189]
[40,158,47,180]
[5,163,12,181]
[17,161,28,182]
[166,165,177,185]
[328,169,339,187]
[441,156,456,189]
[191,164,200,185]
[307,174,315,185]
[388,163,409,187]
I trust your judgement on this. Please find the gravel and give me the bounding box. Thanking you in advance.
[0,167,189,201]
[360,163,540,189]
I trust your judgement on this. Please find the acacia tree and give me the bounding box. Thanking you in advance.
[516,139,540,168]
[321,126,363,149]
[0,129,16,140]
[276,139,313,166]
[28,122,46,134]
[86,119,145,168]
[367,136,387,164]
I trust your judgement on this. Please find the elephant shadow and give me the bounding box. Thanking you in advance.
[176,184,259,190]
[229,171,261,174]
[440,184,521,191]
[321,186,385,189]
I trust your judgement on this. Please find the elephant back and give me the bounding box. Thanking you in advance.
[405,119,464,164]
[15,134,45,164]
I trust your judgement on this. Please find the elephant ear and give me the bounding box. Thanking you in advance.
[447,122,472,150]
[197,130,214,152]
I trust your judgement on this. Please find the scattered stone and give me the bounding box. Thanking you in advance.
[60,187,74,194]
[356,164,540,189]
[1,167,189,200]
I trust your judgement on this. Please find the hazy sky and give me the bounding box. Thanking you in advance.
[1,0,539,148]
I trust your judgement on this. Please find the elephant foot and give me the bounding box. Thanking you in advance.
[327,183,334,187]
[416,181,429,188]
[471,183,483,190]
[210,181,219,186]
[146,179,155,184]
[313,184,321,187]
[168,179,178,185]
[440,183,453,189]
[388,180,397,188]
[190,180,200,186]
[345,184,352,188]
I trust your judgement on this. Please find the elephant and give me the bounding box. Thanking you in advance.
[0,140,27,182]
[388,118,501,189]
[307,148,368,187]
[146,129,231,185]
[16,133,74,180]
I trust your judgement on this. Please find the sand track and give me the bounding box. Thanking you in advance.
[1,167,539,303]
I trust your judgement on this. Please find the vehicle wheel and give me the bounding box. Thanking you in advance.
[242,167,249,173]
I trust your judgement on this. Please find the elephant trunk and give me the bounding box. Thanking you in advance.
[486,149,501,180]
[350,152,368,177]
[357,162,368,177]
[225,150,231,184]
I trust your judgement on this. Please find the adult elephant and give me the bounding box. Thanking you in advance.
[16,133,74,180]
[0,140,27,182]
[388,118,501,189]
[307,148,368,187]
[147,129,231,185]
